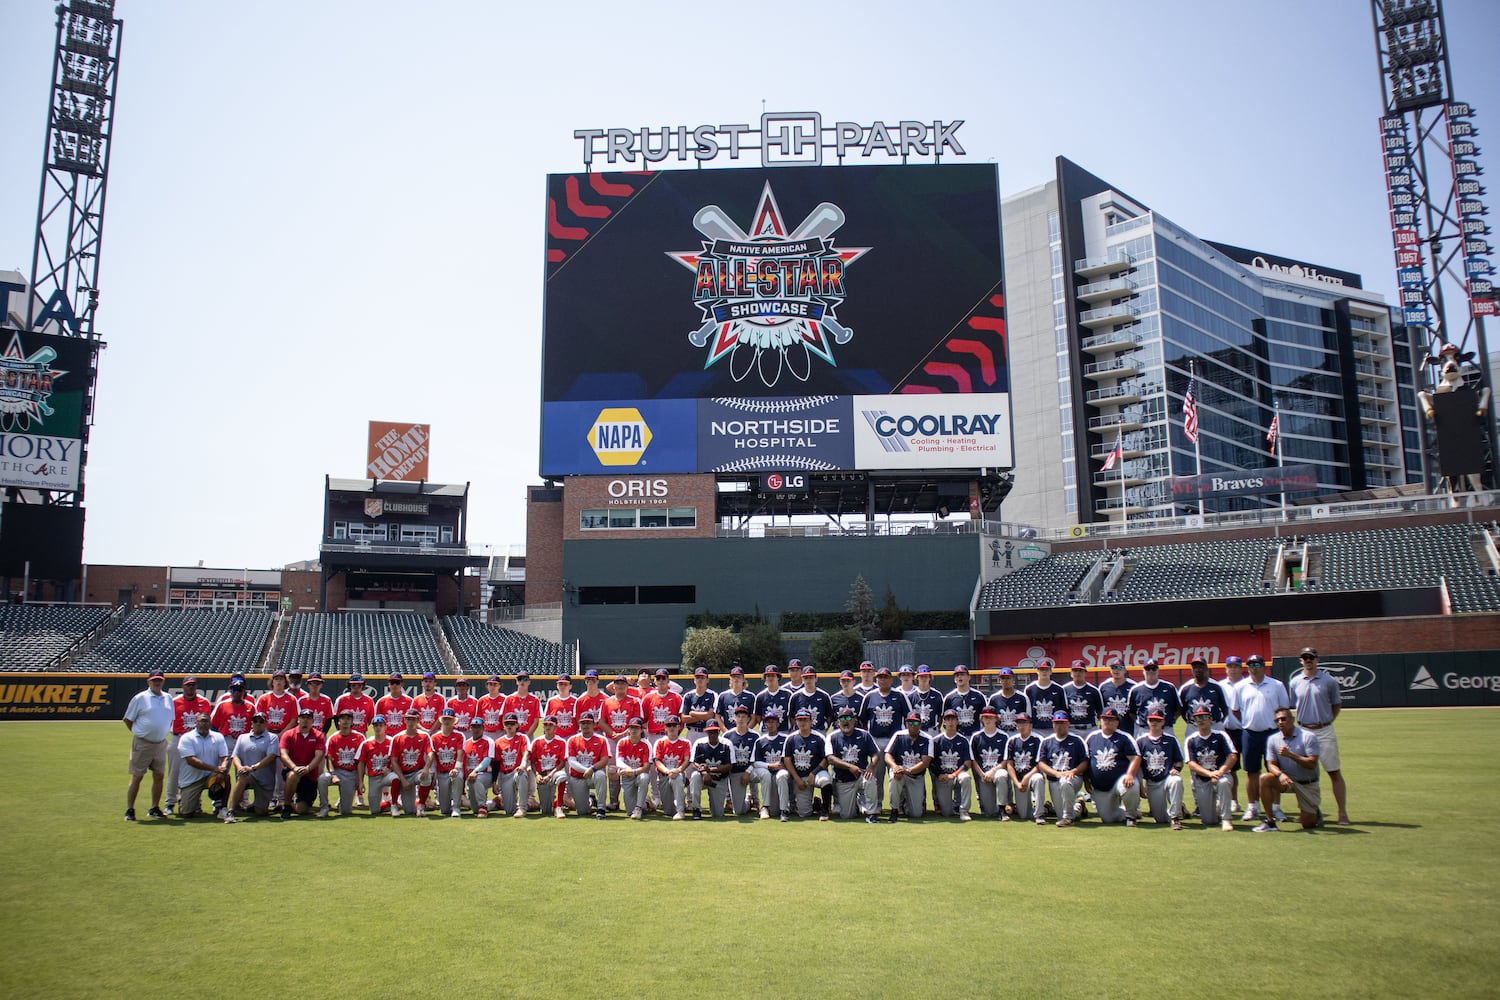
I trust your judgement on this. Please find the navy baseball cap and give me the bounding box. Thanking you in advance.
[298,707,313,716]
[762,709,780,721]
[705,719,722,731]
[694,667,709,677]
[1147,710,1166,721]
[1037,658,1055,670]
[953,665,968,674]
[876,667,891,677]
[665,714,682,726]
[542,715,558,725]
[729,666,744,676]
[1192,707,1212,717]
[440,708,456,718]
[516,673,530,681]
[1246,654,1265,665]
[1016,714,1033,724]
[627,716,644,727]
[1101,707,1119,719]
[997,667,1013,676]
[554,675,571,684]
[1071,660,1086,671]
[1052,711,1070,722]
[613,674,628,683]
[839,670,854,680]
[794,709,812,720]
[579,712,596,724]
[288,669,303,677]
[584,670,599,679]
[181,675,197,685]
[802,669,817,678]
[655,668,671,678]
[487,675,502,683]
[348,672,364,683]
[336,708,352,718]
[307,672,323,681]
[734,705,750,715]
[403,707,418,718]
[1191,657,1208,667]
[980,706,998,717]
[147,669,164,679]
[941,708,958,718]
[904,713,921,724]
[503,713,519,724]
[1143,660,1160,671]
[388,672,403,683]
[763,665,780,675]
[455,676,469,685]
[422,671,436,680]
[272,669,286,678]
[1108,659,1124,670]
[372,715,388,726]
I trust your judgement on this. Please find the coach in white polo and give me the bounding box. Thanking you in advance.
[123,669,174,822]
[1288,648,1349,825]
[1233,654,1289,824]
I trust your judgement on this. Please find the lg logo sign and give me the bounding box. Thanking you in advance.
[763,473,807,491]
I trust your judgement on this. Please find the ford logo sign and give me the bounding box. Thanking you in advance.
[1319,661,1377,694]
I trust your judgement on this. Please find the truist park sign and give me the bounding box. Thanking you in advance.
[574,114,966,168]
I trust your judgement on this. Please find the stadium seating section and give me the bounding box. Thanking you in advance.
[72,608,274,674]
[0,605,110,671]
[442,615,575,676]
[278,612,447,675]
[978,522,1500,613]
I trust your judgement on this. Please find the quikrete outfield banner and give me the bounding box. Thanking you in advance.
[1170,464,1318,501]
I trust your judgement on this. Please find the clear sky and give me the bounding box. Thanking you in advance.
[1,1,1496,570]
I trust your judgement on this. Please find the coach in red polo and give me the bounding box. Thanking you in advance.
[278,707,326,819]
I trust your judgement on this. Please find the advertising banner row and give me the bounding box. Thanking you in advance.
[0,325,96,492]
[541,392,1013,476]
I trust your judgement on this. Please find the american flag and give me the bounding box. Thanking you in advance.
[1266,413,1280,450]
[1182,376,1199,444]
[1101,430,1123,471]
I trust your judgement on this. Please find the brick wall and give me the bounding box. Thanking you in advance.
[1272,614,1500,655]
[526,485,564,606]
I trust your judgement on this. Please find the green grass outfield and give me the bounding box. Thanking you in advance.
[2,710,1497,1000]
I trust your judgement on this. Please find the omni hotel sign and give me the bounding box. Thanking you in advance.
[574,114,966,168]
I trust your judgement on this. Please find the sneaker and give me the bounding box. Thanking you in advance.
[1221,819,1234,832]
[785,811,795,823]
[513,809,526,819]
[1230,800,1240,815]
[280,806,292,820]
[1171,818,1183,831]
[477,808,489,818]
[147,807,167,819]
[865,814,879,824]
[1074,802,1088,821]
[414,806,426,818]
[1000,812,1012,822]
[124,808,136,822]
[554,807,566,819]
[630,808,643,820]
[355,793,366,807]
[1035,816,1047,825]
[1253,821,1278,833]
[691,808,702,820]
[1242,805,1259,822]
[819,812,830,822]
[959,813,972,823]
[317,806,329,818]
[391,805,400,817]
[672,811,685,821]
[1124,817,1136,828]
[595,808,607,820]
[450,809,461,819]
[888,809,899,824]
[1271,804,1288,822]
[1057,818,1073,828]
[759,807,770,820]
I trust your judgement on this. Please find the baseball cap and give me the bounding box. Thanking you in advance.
[704,719,722,731]
[941,708,958,718]
[997,667,1013,676]
[181,675,197,685]
[555,675,571,684]
[916,665,931,675]
[1192,707,1212,717]
[579,712,596,724]
[1146,710,1165,721]
[455,676,469,686]
[251,712,267,721]
[788,658,802,667]
[613,674,628,683]
[953,665,968,674]
[487,674,501,683]
[794,709,812,721]
[1246,654,1265,665]
[837,709,855,720]
[388,672,403,683]
[440,708,455,718]
[288,669,303,677]
[693,667,708,677]
[298,707,313,716]
[730,666,744,676]
[665,714,682,726]
[542,714,558,725]
[859,661,874,671]
[1016,713,1033,724]
[1224,656,1242,666]
[1143,660,1160,671]
[1190,657,1207,667]
[764,665,780,675]
[147,669,164,679]
[1051,710,1069,722]
[336,708,352,718]
[349,672,364,684]
[898,664,913,675]
[1300,647,1318,658]
[1108,659,1124,670]
[839,670,854,680]
[403,708,418,718]
[734,705,750,715]
[503,712,519,724]
[469,718,484,728]
[802,669,817,679]
[584,669,599,679]
[904,713,921,724]
[372,715,388,726]
[422,671,436,680]
[272,669,286,678]
[1101,707,1120,720]
[655,668,670,679]
[515,673,530,682]
[308,672,323,681]
[1070,660,1086,671]
[876,667,891,677]
[980,706,998,717]
[1037,657,1055,670]
[628,716,644,727]
[762,709,780,721]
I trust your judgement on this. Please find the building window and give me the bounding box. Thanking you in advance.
[580,507,698,530]
[333,521,347,540]
[578,585,696,605]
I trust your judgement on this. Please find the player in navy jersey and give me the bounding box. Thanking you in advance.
[970,707,1010,819]
[826,709,880,822]
[1128,661,1181,740]
[1184,707,1237,830]
[1178,657,1230,728]
[1063,661,1103,734]
[1024,660,1066,734]
[943,665,987,739]
[909,666,944,736]
[986,668,1031,734]
[1135,709,1185,830]
[716,666,756,730]
[723,706,761,817]
[830,671,865,725]
[858,668,909,814]
[930,709,974,821]
[681,667,720,743]
[883,714,932,822]
[688,720,733,820]
[1082,707,1139,825]
[853,660,877,697]
[752,710,791,820]
[1006,714,1045,822]
[1038,712,1088,826]
[783,710,832,820]
[788,670,835,732]
[752,665,792,731]
[1097,660,1135,731]
[894,665,920,717]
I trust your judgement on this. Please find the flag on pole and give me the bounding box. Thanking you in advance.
[1101,429,1123,471]
[1182,377,1199,444]
[1266,413,1280,449]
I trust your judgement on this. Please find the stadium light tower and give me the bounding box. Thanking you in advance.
[1371,0,1499,485]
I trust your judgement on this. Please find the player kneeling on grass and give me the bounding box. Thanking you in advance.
[357,715,398,816]
[390,709,435,817]
[931,708,975,821]
[751,709,791,820]
[430,710,466,818]
[567,712,610,819]
[827,708,881,823]
[655,716,692,820]
[1185,707,1237,831]
[462,718,494,817]
[1255,709,1321,832]
[531,715,569,818]
[1005,714,1045,823]
[318,710,365,817]
[689,719,734,819]
[228,712,278,818]
[1135,710,1185,831]
[614,717,653,819]
[1084,707,1141,827]
[724,706,760,817]
[279,708,326,819]
[490,714,531,818]
[883,714,932,823]
[1038,712,1088,827]
[783,710,832,821]
[971,707,1009,819]
[177,713,232,820]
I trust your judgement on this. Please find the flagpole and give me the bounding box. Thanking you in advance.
[1119,429,1129,536]
[1275,398,1286,522]
[1190,360,1204,518]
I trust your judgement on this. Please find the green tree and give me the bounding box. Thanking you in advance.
[737,619,783,671]
[808,628,864,673]
[681,626,740,673]
[845,574,877,638]
[876,585,911,640]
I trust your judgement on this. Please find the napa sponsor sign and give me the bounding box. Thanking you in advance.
[1171,464,1318,500]
[541,399,697,476]
[853,393,1011,470]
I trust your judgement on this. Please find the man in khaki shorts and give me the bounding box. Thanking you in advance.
[123,669,175,821]
[1255,708,1322,832]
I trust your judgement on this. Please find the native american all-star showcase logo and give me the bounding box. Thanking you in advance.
[667,182,870,388]
[0,334,65,432]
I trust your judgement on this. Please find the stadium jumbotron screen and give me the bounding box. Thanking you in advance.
[541,164,1010,476]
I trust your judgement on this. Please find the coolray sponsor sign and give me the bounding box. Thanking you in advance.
[540,399,697,475]
[853,393,1011,470]
[367,421,430,482]
[980,631,1270,671]
[0,330,95,492]
[699,396,852,473]
[572,114,966,169]
[1170,464,1318,500]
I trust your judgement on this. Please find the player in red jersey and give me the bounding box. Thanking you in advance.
[462,718,493,817]
[411,672,446,733]
[546,675,580,739]
[375,673,413,737]
[502,674,542,737]
[278,708,326,818]
[430,709,467,817]
[490,714,531,818]
[566,712,610,819]
[334,672,375,732]
[602,674,643,811]
[448,677,479,732]
[211,678,256,767]
[576,670,607,734]
[614,717,653,819]
[530,715,569,818]
[298,672,335,732]
[389,709,434,817]
[257,671,298,735]
[478,675,507,740]
[630,669,654,701]
[166,676,213,814]
[357,715,398,816]
[318,710,365,817]
[654,716,693,820]
[640,671,683,810]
